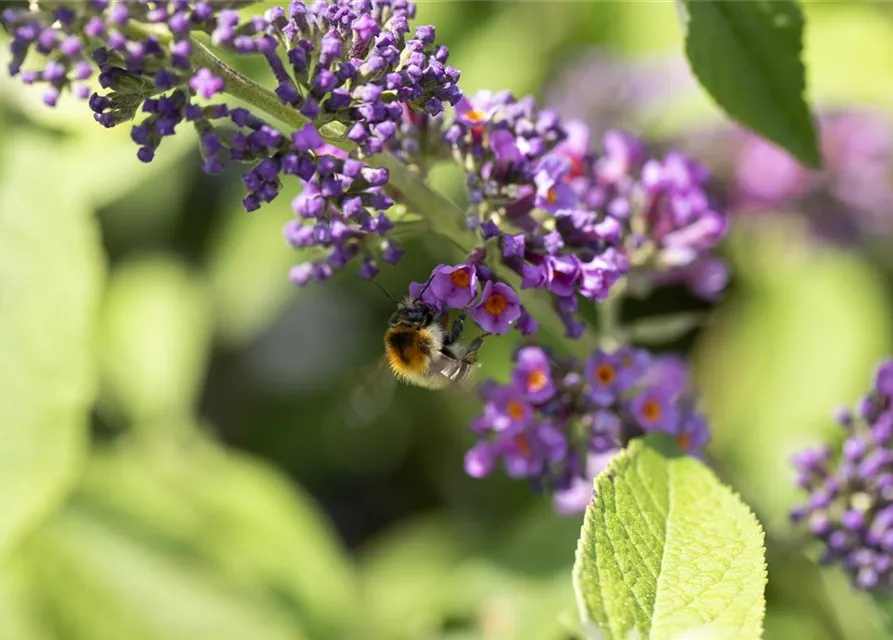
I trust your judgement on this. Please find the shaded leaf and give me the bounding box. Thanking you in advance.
[359,515,574,640]
[679,0,820,167]
[23,505,305,640]
[75,431,360,638]
[573,434,767,639]
[206,185,309,347]
[0,554,53,640]
[0,133,104,559]
[99,256,212,424]
[623,312,706,346]
[360,515,469,637]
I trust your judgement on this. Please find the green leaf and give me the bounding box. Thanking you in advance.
[99,256,212,424]
[0,57,194,210]
[359,515,574,640]
[679,0,821,168]
[573,434,767,640]
[22,505,306,640]
[0,554,53,640]
[75,431,360,638]
[206,185,308,347]
[360,515,469,637]
[0,133,104,559]
[623,312,706,346]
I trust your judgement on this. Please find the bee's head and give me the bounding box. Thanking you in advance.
[389,299,438,328]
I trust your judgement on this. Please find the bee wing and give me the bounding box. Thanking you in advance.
[341,356,398,428]
[430,352,480,388]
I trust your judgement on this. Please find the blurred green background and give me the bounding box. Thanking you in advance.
[2,2,893,639]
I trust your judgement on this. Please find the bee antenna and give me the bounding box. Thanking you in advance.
[413,272,436,302]
[371,278,399,304]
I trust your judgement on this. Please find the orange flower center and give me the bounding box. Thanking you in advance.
[465,109,486,124]
[506,400,526,421]
[642,398,662,423]
[546,188,557,204]
[450,268,470,287]
[514,434,531,457]
[596,363,616,385]
[527,370,548,392]
[484,292,507,316]
[676,433,691,450]
[567,155,585,179]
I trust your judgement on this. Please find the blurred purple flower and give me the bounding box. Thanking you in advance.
[793,357,893,592]
[511,346,555,403]
[467,345,711,512]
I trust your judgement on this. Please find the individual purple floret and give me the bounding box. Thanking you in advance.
[465,345,710,512]
[792,358,893,592]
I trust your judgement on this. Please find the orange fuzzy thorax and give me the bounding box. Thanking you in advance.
[384,325,445,388]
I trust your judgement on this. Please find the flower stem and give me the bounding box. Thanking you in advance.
[224,0,264,9]
[597,292,622,351]
[189,38,599,350]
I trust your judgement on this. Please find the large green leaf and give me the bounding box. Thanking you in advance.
[21,505,305,640]
[0,133,104,559]
[0,554,53,640]
[573,434,767,640]
[678,0,820,167]
[360,515,469,637]
[359,515,573,640]
[99,256,211,425]
[74,431,360,638]
[206,185,309,347]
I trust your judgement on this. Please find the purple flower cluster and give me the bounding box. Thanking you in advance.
[792,358,893,592]
[3,5,91,106]
[285,126,401,283]
[408,261,526,335]
[1,1,262,110]
[4,0,460,172]
[2,1,467,279]
[464,345,710,513]
[209,0,461,156]
[443,90,729,338]
[728,110,893,243]
[5,2,732,351]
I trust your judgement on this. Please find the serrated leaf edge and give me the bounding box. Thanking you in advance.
[572,438,769,640]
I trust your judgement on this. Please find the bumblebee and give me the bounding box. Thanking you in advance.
[384,297,484,389]
[335,280,487,429]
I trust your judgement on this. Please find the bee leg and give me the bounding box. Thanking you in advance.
[443,310,467,347]
[462,333,489,365]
